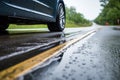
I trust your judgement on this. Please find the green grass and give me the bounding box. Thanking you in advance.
[8,22,92,29]
[66,23,92,28]
[66,20,92,27]
[8,24,47,29]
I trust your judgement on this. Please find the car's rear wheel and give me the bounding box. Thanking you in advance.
[48,3,65,32]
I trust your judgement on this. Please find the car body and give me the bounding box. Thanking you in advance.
[0,0,65,31]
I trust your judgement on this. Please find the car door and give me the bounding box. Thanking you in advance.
[34,0,57,18]
[9,0,34,18]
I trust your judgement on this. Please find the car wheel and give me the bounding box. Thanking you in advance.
[48,3,65,32]
[0,24,9,31]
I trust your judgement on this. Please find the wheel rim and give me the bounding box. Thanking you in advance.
[59,5,65,29]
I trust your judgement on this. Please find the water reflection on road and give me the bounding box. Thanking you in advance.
[0,26,100,79]
[0,29,66,71]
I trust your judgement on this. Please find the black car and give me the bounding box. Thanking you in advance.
[0,0,65,32]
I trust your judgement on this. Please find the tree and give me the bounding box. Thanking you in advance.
[66,6,91,25]
[95,0,120,25]
[100,0,109,7]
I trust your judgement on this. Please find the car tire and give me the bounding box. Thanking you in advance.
[48,3,65,32]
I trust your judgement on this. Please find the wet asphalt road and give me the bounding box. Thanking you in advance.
[24,26,120,80]
[0,31,65,71]
[0,27,95,71]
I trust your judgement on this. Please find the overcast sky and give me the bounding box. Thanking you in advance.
[64,0,102,20]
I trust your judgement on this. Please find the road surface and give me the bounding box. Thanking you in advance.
[0,26,95,71]
[0,25,120,80]
[24,26,120,80]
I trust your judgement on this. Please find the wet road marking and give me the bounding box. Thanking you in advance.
[0,30,96,80]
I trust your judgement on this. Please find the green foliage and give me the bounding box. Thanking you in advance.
[66,6,92,27]
[95,0,120,25]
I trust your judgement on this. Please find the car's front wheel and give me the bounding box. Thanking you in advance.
[48,3,65,32]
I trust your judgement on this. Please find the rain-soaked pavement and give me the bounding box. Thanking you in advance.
[23,26,120,80]
[0,31,65,71]
[0,26,95,71]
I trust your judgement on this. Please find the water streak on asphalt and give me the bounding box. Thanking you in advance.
[0,30,66,71]
[0,27,92,71]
